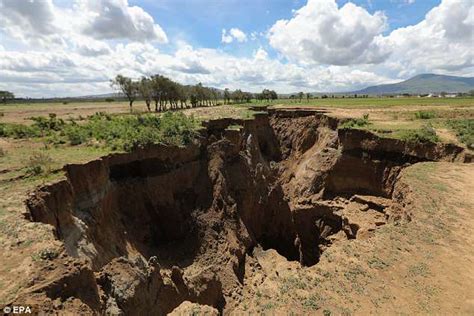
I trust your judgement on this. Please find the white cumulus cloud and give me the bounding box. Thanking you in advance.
[383,0,474,77]
[268,0,389,65]
[221,28,248,44]
[75,0,168,43]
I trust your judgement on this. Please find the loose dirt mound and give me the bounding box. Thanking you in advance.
[20,109,471,314]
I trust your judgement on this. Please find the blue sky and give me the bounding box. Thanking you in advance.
[138,0,440,42]
[0,0,472,97]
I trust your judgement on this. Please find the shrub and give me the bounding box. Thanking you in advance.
[399,125,439,143]
[31,113,65,134]
[26,151,54,176]
[447,119,474,149]
[414,110,437,120]
[0,123,41,138]
[63,112,199,151]
[0,147,5,157]
[340,114,370,129]
[64,125,89,145]
[105,98,115,102]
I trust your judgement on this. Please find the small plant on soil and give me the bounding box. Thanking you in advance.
[32,248,59,261]
[340,114,370,129]
[414,110,437,120]
[26,151,54,176]
[31,113,65,135]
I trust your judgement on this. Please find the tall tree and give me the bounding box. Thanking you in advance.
[224,88,231,104]
[0,91,15,104]
[298,91,304,102]
[138,77,153,112]
[111,75,138,112]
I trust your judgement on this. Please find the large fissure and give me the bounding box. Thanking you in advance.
[23,109,471,314]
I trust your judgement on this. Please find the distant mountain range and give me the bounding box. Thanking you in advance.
[352,74,474,95]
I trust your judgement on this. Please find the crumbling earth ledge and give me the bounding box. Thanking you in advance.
[20,109,471,314]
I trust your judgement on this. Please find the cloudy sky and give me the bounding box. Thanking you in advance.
[0,0,472,97]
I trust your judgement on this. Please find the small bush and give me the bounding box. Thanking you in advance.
[105,98,115,102]
[340,114,370,129]
[64,125,89,145]
[414,110,437,120]
[26,151,54,176]
[0,123,41,138]
[0,147,5,157]
[447,119,474,149]
[31,113,65,134]
[399,125,439,143]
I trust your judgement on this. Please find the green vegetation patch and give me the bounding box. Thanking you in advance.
[339,113,370,129]
[414,110,437,120]
[1,112,200,152]
[398,125,440,143]
[447,119,474,149]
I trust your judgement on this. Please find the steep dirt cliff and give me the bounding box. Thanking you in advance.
[20,109,471,314]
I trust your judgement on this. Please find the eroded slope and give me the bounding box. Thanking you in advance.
[20,109,471,314]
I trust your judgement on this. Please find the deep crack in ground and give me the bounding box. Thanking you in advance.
[23,109,471,314]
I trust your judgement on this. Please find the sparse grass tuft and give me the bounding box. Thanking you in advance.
[26,151,54,176]
[303,294,321,310]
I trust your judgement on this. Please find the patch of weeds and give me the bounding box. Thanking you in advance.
[399,124,439,143]
[32,248,59,261]
[26,151,54,176]
[367,257,389,270]
[279,276,308,295]
[414,110,437,120]
[407,263,429,277]
[0,219,19,239]
[31,113,65,135]
[302,294,321,310]
[0,123,41,139]
[447,119,474,149]
[323,309,332,316]
[262,302,275,310]
[343,266,368,284]
[340,113,370,129]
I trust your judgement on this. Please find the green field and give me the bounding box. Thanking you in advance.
[274,96,474,108]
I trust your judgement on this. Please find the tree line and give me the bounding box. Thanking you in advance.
[111,74,278,112]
